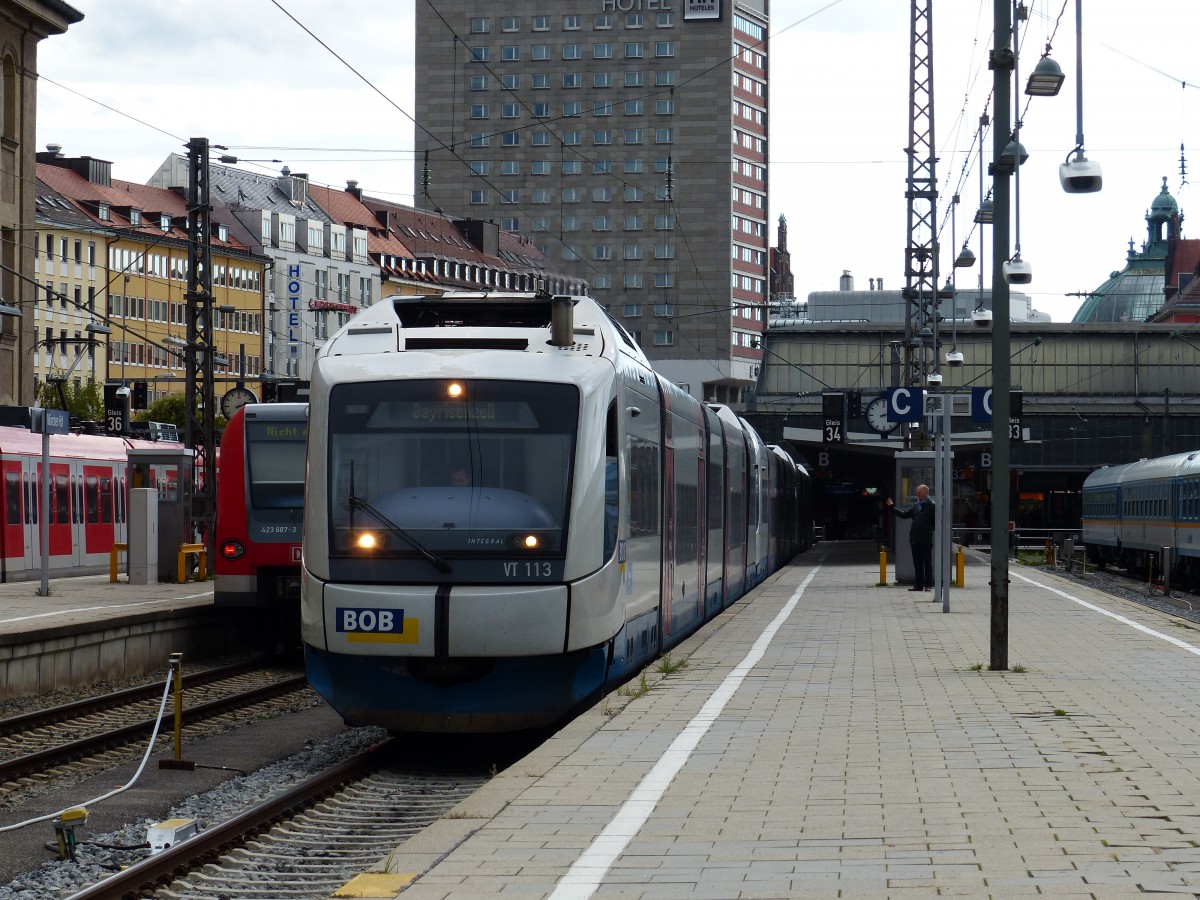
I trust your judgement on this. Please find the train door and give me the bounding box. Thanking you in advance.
[42,459,74,564]
[81,463,117,560]
[0,458,23,580]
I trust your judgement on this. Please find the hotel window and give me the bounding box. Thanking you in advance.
[533,102,550,117]
[625,186,644,202]
[564,14,581,29]
[655,273,675,288]
[501,16,520,31]
[532,15,550,30]
[624,304,641,317]
[532,188,551,203]
[563,215,581,230]
[502,45,520,61]
[593,130,613,145]
[625,273,643,289]
[624,214,643,230]
[562,130,581,145]
[532,217,549,231]
[655,214,675,230]
[624,99,644,115]
[653,330,673,346]
[471,104,489,118]
[594,245,612,260]
[471,75,488,90]
[656,99,675,114]
[500,190,518,204]
[501,160,520,175]
[564,101,582,116]
[563,73,582,88]
[501,217,519,230]
[656,186,670,200]
[562,245,582,261]
[563,160,582,174]
[563,44,581,59]
[593,215,612,231]
[502,132,521,146]
[532,73,550,88]
[502,103,520,118]
[654,303,674,316]
[563,188,582,202]
[593,274,612,288]
[624,42,644,58]
[625,71,644,87]
[532,160,551,175]
[624,129,644,144]
[532,44,550,60]
[593,186,614,202]
[594,13,613,28]
[470,46,490,62]
[594,160,612,174]
[656,71,677,86]
[655,128,674,143]
[655,243,675,259]
[532,130,551,145]
[471,133,489,147]
[626,13,644,27]
[595,100,613,116]
[625,158,644,173]
[655,42,676,57]
[502,74,520,89]
[470,17,490,33]
[657,12,674,26]
[594,43,613,59]
[624,244,642,260]
[656,157,671,172]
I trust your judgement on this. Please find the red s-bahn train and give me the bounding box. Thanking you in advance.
[0,424,180,582]
[214,403,308,639]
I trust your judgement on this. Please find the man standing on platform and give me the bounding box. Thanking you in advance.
[886,484,935,591]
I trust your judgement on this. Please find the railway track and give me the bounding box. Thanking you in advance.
[0,660,311,797]
[64,740,488,900]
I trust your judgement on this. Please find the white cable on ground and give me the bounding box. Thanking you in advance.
[0,669,176,833]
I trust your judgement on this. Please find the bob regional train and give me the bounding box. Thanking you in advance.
[300,291,813,733]
[1082,449,1200,588]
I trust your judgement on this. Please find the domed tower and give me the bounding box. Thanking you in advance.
[1072,178,1181,324]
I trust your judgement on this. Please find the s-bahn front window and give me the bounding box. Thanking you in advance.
[327,379,577,562]
[245,419,308,510]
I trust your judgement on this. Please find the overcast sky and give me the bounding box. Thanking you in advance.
[34,0,1200,322]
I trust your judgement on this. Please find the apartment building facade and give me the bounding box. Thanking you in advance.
[414,0,769,404]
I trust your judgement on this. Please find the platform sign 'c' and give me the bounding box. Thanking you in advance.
[886,387,924,423]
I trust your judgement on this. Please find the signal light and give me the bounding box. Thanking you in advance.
[221,540,245,560]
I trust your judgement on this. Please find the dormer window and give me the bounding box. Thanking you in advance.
[97,203,110,221]
[129,208,141,226]
[217,224,228,242]
[160,214,171,231]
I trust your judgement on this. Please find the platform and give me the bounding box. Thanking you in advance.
[0,574,218,701]
[369,540,1200,898]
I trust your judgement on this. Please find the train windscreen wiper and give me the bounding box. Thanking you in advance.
[347,464,453,573]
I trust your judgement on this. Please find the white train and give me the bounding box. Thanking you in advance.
[300,291,812,732]
[1081,449,1200,587]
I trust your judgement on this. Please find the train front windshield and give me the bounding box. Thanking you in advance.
[245,419,307,510]
[326,380,577,561]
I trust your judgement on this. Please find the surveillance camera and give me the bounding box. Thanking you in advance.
[971,309,993,328]
[1003,256,1033,285]
[927,372,943,386]
[945,350,964,367]
[1059,155,1103,194]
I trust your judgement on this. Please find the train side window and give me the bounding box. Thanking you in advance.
[85,475,99,524]
[5,470,18,525]
[116,476,126,524]
[55,474,69,524]
[100,476,112,524]
[604,403,619,559]
[24,473,34,525]
[74,475,83,523]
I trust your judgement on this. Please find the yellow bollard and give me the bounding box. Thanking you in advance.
[955,545,965,587]
[1045,539,1056,567]
[878,547,888,586]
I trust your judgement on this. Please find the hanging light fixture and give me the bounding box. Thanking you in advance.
[974,198,994,224]
[1025,54,1065,96]
[1059,0,1102,193]
[0,300,21,317]
[955,242,976,267]
[997,139,1029,172]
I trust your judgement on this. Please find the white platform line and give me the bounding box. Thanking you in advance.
[549,566,821,900]
[1012,569,1200,657]
[0,594,211,626]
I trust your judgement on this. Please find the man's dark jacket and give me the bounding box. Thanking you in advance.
[893,498,935,544]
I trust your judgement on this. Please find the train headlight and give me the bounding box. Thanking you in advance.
[221,540,245,560]
[352,530,386,551]
[521,534,540,549]
[446,381,465,399]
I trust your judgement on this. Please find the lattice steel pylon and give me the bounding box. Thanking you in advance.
[903,0,940,400]
[184,136,216,557]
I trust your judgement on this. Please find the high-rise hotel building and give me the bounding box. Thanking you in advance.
[414,1,769,404]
